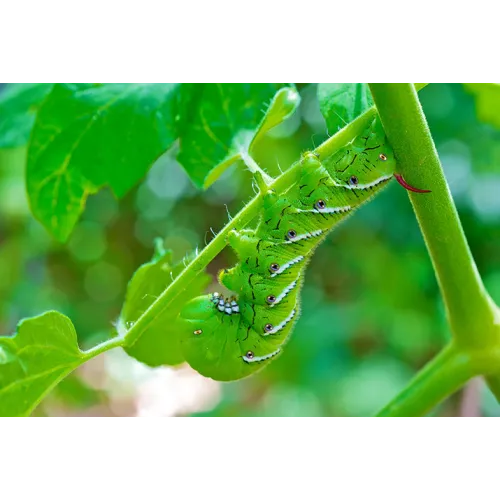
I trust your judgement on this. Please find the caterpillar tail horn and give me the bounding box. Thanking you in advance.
[394,173,431,193]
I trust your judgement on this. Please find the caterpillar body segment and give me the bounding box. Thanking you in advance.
[178,117,401,381]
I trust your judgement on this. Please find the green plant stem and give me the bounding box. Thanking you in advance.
[369,83,500,412]
[377,342,500,416]
[240,151,274,185]
[83,335,126,357]
[377,344,470,416]
[369,84,500,349]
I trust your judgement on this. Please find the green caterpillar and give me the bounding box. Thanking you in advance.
[177,117,429,381]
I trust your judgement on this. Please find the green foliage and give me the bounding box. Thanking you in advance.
[0,243,215,415]
[18,83,299,243]
[0,311,87,416]
[250,87,301,147]
[177,84,299,188]
[121,239,211,367]
[0,83,53,148]
[318,83,373,133]
[26,83,182,242]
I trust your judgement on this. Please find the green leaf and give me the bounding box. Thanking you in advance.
[318,83,374,134]
[0,311,88,417]
[26,83,182,242]
[250,86,301,148]
[318,84,425,138]
[121,239,212,367]
[0,83,53,148]
[464,83,500,129]
[177,83,299,189]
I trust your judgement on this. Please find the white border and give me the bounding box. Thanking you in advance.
[1,420,499,499]
[2,1,500,82]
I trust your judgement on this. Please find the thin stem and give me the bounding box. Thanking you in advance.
[83,335,125,358]
[369,83,500,350]
[240,151,274,185]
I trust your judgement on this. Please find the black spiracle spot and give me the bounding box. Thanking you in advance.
[287,229,297,240]
[349,176,358,186]
[266,295,276,304]
[270,263,280,272]
[315,199,326,210]
[264,323,274,332]
[246,351,254,359]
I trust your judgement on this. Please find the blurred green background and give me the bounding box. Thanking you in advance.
[1,83,499,416]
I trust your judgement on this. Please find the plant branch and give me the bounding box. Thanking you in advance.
[378,341,500,416]
[240,151,274,185]
[369,83,500,412]
[369,83,500,350]
[83,335,126,358]
[377,344,473,416]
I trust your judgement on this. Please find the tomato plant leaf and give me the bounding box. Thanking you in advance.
[250,86,301,149]
[121,239,211,367]
[0,311,88,417]
[0,83,54,148]
[177,84,299,189]
[318,83,374,134]
[26,83,182,242]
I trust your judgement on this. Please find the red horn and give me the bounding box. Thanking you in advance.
[394,173,431,193]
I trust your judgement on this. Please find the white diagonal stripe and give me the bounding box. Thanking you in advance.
[270,275,300,307]
[298,205,351,214]
[270,256,304,277]
[263,308,297,336]
[283,229,323,244]
[341,175,392,190]
[243,347,281,363]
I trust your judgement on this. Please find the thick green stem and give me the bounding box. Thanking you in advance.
[370,83,500,412]
[369,84,500,350]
